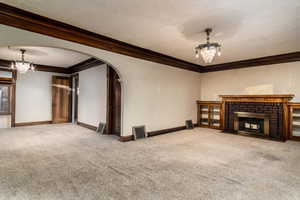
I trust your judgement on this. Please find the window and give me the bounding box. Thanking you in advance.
[0,84,11,115]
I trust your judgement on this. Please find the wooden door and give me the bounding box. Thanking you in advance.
[52,76,72,123]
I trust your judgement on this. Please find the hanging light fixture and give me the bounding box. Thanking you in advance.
[195,28,221,64]
[11,49,35,73]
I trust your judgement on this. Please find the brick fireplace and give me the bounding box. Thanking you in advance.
[220,95,294,141]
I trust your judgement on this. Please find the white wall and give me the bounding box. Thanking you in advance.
[200,62,300,101]
[16,71,68,123]
[78,64,107,126]
[0,25,201,136]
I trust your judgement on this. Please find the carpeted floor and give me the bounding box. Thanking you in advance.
[0,124,300,200]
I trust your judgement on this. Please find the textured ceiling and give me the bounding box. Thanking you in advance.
[1,0,300,66]
[0,46,91,67]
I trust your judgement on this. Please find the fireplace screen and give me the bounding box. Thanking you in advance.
[234,112,270,136]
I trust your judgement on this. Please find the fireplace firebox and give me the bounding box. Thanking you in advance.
[234,112,270,136]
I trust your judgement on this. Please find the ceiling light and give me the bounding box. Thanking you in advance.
[11,49,35,73]
[195,28,221,64]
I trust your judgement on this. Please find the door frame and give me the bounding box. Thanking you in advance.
[71,74,79,123]
[0,70,16,127]
[106,65,121,136]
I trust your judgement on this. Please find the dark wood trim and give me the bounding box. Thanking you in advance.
[196,100,222,104]
[287,103,300,106]
[220,94,295,98]
[106,66,121,136]
[77,121,97,131]
[68,58,105,74]
[68,76,73,122]
[290,136,300,141]
[0,59,11,67]
[0,77,13,83]
[106,66,113,135]
[10,70,16,127]
[119,135,134,142]
[148,126,186,137]
[202,52,300,73]
[119,125,188,142]
[0,58,69,73]
[0,3,202,73]
[0,57,104,74]
[15,120,52,127]
[35,64,69,73]
[71,74,79,123]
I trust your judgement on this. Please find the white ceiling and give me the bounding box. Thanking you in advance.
[2,0,300,66]
[0,46,91,67]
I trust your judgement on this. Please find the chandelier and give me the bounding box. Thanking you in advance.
[195,28,221,64]
[10,49,35,73]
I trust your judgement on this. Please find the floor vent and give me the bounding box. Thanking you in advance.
[185,120,194,129]
[132,125,147,140]
[96,122,106,134]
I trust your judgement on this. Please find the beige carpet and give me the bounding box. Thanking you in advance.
[0,124,300,200]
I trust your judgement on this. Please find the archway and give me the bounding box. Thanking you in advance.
[0,45,123,137]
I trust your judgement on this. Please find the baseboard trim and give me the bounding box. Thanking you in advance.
[148,126,186,137]
[15,121,52,127]
[77,121,97,131]
[119,124,197,142]
[119,135,134,142]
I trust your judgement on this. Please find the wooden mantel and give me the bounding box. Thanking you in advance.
[219,94,294,103]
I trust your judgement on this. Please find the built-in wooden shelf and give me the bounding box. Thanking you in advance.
[197,101,222,130]
[287,103,300,140]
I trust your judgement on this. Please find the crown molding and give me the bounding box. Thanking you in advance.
[68,58,105,74]
[0,58,69,73]
[0,3,203,73]
[201,51,300,73]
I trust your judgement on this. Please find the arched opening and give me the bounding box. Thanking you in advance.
[0,45,123,137]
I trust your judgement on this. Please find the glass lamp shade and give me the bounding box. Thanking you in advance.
[14,61,32,74]
[200,46,218,63]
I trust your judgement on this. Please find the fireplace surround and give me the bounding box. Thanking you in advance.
[220,95,294,141]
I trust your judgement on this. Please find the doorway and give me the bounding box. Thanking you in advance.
[107,66,121,136]
[52,76,72,123]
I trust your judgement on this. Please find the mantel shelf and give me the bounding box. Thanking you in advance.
[219,94,294,103]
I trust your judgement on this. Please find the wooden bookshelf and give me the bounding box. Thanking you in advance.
[197,101,222,130]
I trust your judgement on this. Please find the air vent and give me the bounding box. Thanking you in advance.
[96,122,106,134]
[132,125,147,140]
[185,120,194,129]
